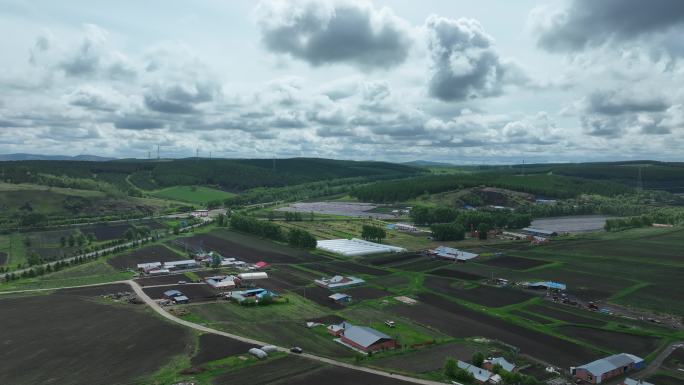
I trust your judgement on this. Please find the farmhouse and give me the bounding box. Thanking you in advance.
[483,357,516,372]
[428,246,479,261]
[315,275,365,290]
[457,361,493,384]
[395,223,418,232]
[571,353,645,384]
[205,275,237,290]
[192,209,209,217]
[328,292,352,305]
[163,290,189,304]
[334,322,398,353]
[316,238,406,256]
[228,288,277,304]
[522,227,558,237]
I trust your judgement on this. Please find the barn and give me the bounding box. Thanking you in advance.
[335,323,398,353]
[571,353,644,384]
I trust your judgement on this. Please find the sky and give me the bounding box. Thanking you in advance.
[0,0,683,163]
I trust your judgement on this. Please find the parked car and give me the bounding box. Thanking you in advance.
[290,346,303,354]
[178,281,187,284]
[385,320,396,328]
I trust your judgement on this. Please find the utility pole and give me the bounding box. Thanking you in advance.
[196,148,199,161]
[157,144,160,160]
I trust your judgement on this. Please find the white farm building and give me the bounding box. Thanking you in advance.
[316,238,406,257]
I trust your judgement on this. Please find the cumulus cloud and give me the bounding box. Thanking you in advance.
[535,0,684,53]
[425,15,523,102]
[144,80,217,114]
[256,0,412,70]
[576,90,677,137]
[114,116,165,130]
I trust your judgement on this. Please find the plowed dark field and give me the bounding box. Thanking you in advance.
[429,268,484,281]
[143,284,218,301]
[293,286,343,310]
[108,244,184,270]
[480,256,549,270]
[526,304,605,326]
[191,334,255,366]
[556,325,661,357]
[173,232,325,264]
[344,286,391,300]
[390,294,601,367]
[425,277,534,307]
[212,356,416,385]
[0,289,191,385]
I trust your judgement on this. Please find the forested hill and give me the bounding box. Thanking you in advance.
[509,161,684,193]
[0,157,423,193]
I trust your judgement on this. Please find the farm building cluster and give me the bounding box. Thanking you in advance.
[137,250,269,276]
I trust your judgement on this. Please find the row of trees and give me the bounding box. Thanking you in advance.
[605,215,653,231]
[411,205,532,229]
[351,173,632,203]
[230,214,317,249]
[430,223,466,241]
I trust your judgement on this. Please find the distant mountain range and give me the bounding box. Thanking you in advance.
[403,160,455,167]
[0,153,116,161]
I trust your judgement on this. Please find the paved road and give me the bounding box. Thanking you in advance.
[127,280,446,385]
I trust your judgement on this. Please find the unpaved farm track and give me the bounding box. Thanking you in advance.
[1,280,446,385]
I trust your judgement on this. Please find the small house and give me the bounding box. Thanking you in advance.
[163,289,183,299]
[172,295,189,304]
[328,292,352,305]
[314,275,365,290]
[483,357,516,372]
[457,361,493,384]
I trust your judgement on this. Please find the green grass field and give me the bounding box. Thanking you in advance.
[153,186,236,205]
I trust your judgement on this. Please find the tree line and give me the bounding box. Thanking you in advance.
[351,173,633,203]
[229,214,317,249]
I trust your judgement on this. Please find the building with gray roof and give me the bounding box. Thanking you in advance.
[335,323,398,353]
[571,353,644,384]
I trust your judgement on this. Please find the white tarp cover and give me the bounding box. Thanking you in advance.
[316,238,405,256]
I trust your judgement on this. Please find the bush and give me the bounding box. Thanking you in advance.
[288,229,317,249]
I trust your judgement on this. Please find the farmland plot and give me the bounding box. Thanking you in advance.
[390,294,602,367]
[425,277,534,307]
[108,244,185,270]
[0,289,191,385]
[556,325,662,357]
[191,334,256,366]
